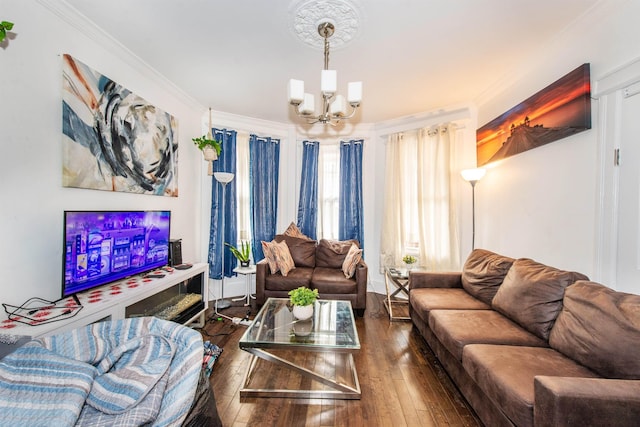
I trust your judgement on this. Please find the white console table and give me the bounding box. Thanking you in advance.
[1,263,208,338]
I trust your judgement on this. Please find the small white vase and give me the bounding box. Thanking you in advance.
[292,304,313,321]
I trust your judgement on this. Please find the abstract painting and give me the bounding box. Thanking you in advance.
[476,63,591,166]
[62,54,178,196]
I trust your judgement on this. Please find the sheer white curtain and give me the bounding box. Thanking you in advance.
[380,124,461,271]
[236,132,251,242]
[317,143,340,240]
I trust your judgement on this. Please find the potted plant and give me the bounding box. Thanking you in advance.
[402,254,417,270]
[288,286,319,320]
[192,135,222,175]
[225,241,251,267]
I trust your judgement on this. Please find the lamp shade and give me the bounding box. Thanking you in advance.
[461,168,486,183]
[214,172,235,184]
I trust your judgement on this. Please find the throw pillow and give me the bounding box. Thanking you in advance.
[274,234,317,267]
[316,239,359,269]
[271,240,296,277]
[492,258,588,340]
[261,240,279,274]
[342,243,363,278]
[283,222,312,240]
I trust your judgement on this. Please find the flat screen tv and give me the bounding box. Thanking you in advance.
[62,210,171,297]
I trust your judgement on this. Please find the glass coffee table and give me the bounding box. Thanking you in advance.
[239,297,361,399]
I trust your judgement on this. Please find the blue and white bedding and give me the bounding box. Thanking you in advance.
[0,317,203,427]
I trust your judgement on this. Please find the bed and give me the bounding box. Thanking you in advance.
[0,317,221,427]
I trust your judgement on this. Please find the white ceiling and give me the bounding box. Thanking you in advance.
[64,0,601,124]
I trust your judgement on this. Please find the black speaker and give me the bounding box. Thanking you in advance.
[169,239,182,266]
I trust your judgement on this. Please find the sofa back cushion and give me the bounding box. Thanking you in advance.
[316,239,359,269]
[274,234,316,268]
[549,281,640,379]
[461,249,515,305]
[492,258,588,340]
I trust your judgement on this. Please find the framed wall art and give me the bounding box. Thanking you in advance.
[476,63,591,166]
[62,54,178,196]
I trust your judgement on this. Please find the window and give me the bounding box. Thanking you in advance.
[317,143,340,240]
[235,132,251,242]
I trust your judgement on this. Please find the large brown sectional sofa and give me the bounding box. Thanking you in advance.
[256,235,368,316]
[409,249,640,427]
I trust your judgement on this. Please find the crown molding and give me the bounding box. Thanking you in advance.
[37,0,204,112]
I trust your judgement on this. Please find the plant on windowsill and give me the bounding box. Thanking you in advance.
[225,241,251,268]
[288,287,319,321]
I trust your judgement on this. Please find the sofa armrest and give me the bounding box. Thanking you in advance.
[408,271,462,289]
[255,259,271,305]
[534,376,640,427]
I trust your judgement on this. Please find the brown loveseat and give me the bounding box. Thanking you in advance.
[256,235,367,316]
[409,249,640,427]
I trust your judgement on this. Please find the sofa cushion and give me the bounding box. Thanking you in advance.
[264,267,313,291]
[261,240,280,274]
[410,288,490,316]
[311,267,357,294]
[549,281,640,379]
[428,310,547,361]
[492,258,588,340]
[342,244,362,278]
[461,249,515,305]
[315,239,358,269]
[463,344,600,427]
[274,234,317,268]
[283,222,312,240]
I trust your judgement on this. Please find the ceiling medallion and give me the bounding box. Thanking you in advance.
[289,0,361,50]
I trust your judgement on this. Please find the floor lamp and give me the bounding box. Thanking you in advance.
[461,168,486,250]
[214,172,234,312]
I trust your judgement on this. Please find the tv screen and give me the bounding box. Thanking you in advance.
[62,210,171,297]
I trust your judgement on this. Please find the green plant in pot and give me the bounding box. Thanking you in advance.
[225,241,251,267]
[402,254,417,270]
[193,135,222,175]
[288,287,318,321]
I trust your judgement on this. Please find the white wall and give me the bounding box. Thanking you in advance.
[474,0,640,291]
[0,0,204,306]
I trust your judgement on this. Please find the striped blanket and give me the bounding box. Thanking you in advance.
[0,317,203,427]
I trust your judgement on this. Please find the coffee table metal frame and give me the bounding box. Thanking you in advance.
[384,266,412,321]
[239,298,361,400]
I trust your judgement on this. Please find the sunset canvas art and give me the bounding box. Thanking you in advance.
[476,63,591,166]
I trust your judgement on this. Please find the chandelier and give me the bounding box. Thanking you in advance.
[288,22,362,126]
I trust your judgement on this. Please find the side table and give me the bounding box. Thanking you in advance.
[233,265,257,306]
[383,266,411,321]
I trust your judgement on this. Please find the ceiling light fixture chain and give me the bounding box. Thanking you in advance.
[288,21,362,126]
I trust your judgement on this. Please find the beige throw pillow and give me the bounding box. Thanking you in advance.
[342,243,363,278]
[261,240,280,274]
[271,240,296,276]
[283,222,312,240]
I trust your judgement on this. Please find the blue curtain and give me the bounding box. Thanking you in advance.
[208,129,237,279]
[339,139,364,251]
[297,141,319,240]
[249,134,280,261]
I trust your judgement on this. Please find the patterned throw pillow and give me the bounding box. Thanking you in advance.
[261,240,280,274]
[283,222,312,240]
[342,243,363,278]
[271,240,296,276]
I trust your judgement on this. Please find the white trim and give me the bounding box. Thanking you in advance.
[595,58,640,287]
[374,103,474,137]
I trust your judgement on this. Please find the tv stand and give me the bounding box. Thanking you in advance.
[1,263,209,339]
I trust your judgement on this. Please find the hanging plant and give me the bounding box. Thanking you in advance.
[192,136,222,155]
[0,21,14,43]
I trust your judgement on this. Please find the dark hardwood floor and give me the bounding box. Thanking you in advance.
[197,293,482,427]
